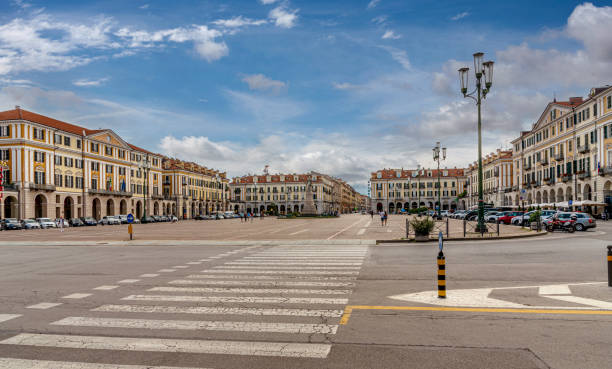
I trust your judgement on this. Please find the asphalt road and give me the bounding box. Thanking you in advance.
[0,225,611,368]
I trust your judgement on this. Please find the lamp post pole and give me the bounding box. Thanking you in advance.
[573,107,578,212]
[433,142,447,220]
[417,164,421,217]
[459,52,494,234]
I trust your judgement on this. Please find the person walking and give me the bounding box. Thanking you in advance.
[383,211,388,226]
[379,210,385,226]
[59,217,64,232]
[370,210,374,220]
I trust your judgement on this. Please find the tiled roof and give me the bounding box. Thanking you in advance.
[0,108,97,136]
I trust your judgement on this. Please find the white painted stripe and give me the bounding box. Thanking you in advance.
[140,274,159,278]
[542,295,612,309]
[0,333,331,358]
[198,259,211,262]
[186,262,201,265]
[214,266,360,270]
[158,269,176,273]
[62,293,92,299]
[169,279,355,287]
[26,303,62,310]
[209,256,221,259]
[93,285,118,291]
[122,294,348,305]
[0,358,205,369]
[364,220,372,227]
[226,262,362,266]
[52,316,338,334]
[356,229,366,235]
[200,270,358,275]
[0,314,21,323]
[244,256,365,259]
[149,286,350,295]
[173,266,189,269]
[289,229,309,235]
[186,274,357,281]
[118,279,140,283]
[539,284,572,295]
[93,304,344,317]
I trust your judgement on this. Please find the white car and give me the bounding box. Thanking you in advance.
[36,218,57,229]
[99,216,121,225]
[484,211,502,222]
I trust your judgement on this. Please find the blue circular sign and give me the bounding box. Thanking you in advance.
[127,214,134,223]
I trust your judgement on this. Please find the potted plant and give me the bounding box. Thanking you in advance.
[410,217,434,241]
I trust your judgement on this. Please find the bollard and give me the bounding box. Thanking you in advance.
[437,251,446,298]
[128,224,133,241]
[497,219,500,235]
[608,246,612,287]
[446,217,449,238]
[406,218,409,239]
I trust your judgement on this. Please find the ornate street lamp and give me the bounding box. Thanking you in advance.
[458,52,494,234]
[138,155,151,219]
[433,142,447,219]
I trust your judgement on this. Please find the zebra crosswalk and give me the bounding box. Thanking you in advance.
[0,245,368,368]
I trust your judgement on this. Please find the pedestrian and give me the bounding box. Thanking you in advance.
[603,209,608,221]
[60,217,64,232]
[383,211,388,226]
[370,210,373,220]
[379,210,385,226]
[250,212,254,222]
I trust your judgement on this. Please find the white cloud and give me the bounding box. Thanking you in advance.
[269,6,299,28]
[371,15,387,25]
[11,0,31,9]
[382,30,400,40]
[259,0,279,4]
[212,16,268,28]
[380,46,411,70]
[72,77,109,87]
[224,89,305,123]
[566,2,612,60]
[139,4,149,9]
[332,82,361,90]
[367,0,381,9]
[451,12,469,21]
[241,74,286,93]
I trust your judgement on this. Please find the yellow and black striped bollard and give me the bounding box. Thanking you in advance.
[437,251,446,298]
[607,246,612,287]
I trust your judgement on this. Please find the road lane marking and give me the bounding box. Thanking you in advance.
[149,286,351,295]
[0,333,332,358]
[243,257,365,259]
[173,266,189,269]
[186,262,201,265]
[52,316,338,334]
[326,218,366,239]
[213,266,361,270]
[0,358,206,369]
[122,294,348,304]
[186,274,357,280]
[26,303,62,310]
[356,229,366,235]
[62,293,92,299]
[542,295,612,309]
[339,305,612,325]
[93,285,118,291]
[200,270,358,275]
[118,279,140,283]
[539,284,572,295]
[93,304,344,317]
[225,262,362,266]
[139,274,159,278]
[169,279,355,287]
[0,314,21,323]
[157,269,176,273]
[289,229,309,235]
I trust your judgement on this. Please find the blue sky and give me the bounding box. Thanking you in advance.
[1,0,611,194]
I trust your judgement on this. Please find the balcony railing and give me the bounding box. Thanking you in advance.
[88,188,133,197]
[30,183,56,191]
[562,175,571,183]
[0,182,18,191]
[554,153,564,161]
[578,171,591,180]
[578,145,590,154]
[544,177,553,185]
[151,194,164,200]
[539,157,549,165]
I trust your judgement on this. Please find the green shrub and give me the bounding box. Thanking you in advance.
[410,218,435,235]
[529,210,541,223]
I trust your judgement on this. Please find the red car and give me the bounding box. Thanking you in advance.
[497,211,524,225]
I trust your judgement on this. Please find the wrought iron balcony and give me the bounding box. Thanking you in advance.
[577,145,590,154]
[30,183,56,191]
[600,166,612,176]
[578,171,591,180]
[1,182,18,191]
[88,188,133,197]
[554,153,564,161]
[562,175,571,183]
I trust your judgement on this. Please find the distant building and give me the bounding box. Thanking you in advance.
[464,149,513,208]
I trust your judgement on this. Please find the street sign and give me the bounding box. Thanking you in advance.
[127,214,134,224]
[568,200,573,206]
[438,231,443,252]
[521,189,526,194]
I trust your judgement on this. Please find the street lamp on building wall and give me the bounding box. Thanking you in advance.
[458,52,494,234]
[433,142,447,219]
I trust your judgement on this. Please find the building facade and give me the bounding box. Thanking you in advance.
[161,158,229,218]
[229,172,359,215]
[465,149,514,208]
[506,86,612,215]
[370,168,467,213]
[0,107,226,220]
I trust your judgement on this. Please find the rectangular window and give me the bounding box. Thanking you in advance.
[608,96,612,109]
[33,128,45,140]
[64,136,70,146]
[90,142,99,152]
[34,151,45,163]
[594,103,597,116]
[54,133,62,144]
[34,172,45,184]
[91,178,98,190]
[65,175,74,188]
[76,177,83,189]
[54,174,63,187]
[105,146,113,156]
[55,155,62,165]
[75,159,83,169]
[106,164,113,174]
[76,139,81,149]
[0,149,9,160]
[0,125,10,137]
[91,162,99,171]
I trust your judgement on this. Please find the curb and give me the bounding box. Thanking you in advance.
[376,231,549,244]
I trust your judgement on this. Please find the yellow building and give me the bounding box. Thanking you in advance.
[0,107,225,220]
[465,149,513,208]
[509,86,612,214]
[161,158,229,218]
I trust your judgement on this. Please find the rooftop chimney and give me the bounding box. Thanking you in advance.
[569,97,583,105]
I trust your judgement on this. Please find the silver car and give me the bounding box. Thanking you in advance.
[21,219,41,229]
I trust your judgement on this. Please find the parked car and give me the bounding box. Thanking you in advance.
[170,215,178,222]
[2,218,23,230]
[193,214,206,220]
[569,212,596,231]
[484,211,502,222]
[21,219,41,229]
[54,218,69,228]
[160,215,169,222]
[98,216,121,225]
[36,218,57,229]
[141,216,156,223]
[452,210,466,219]
[117,215,129,224]
[440,210,449,217]
[497,211,524,225]
[81,217,98,226]
[69,218,84,227]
